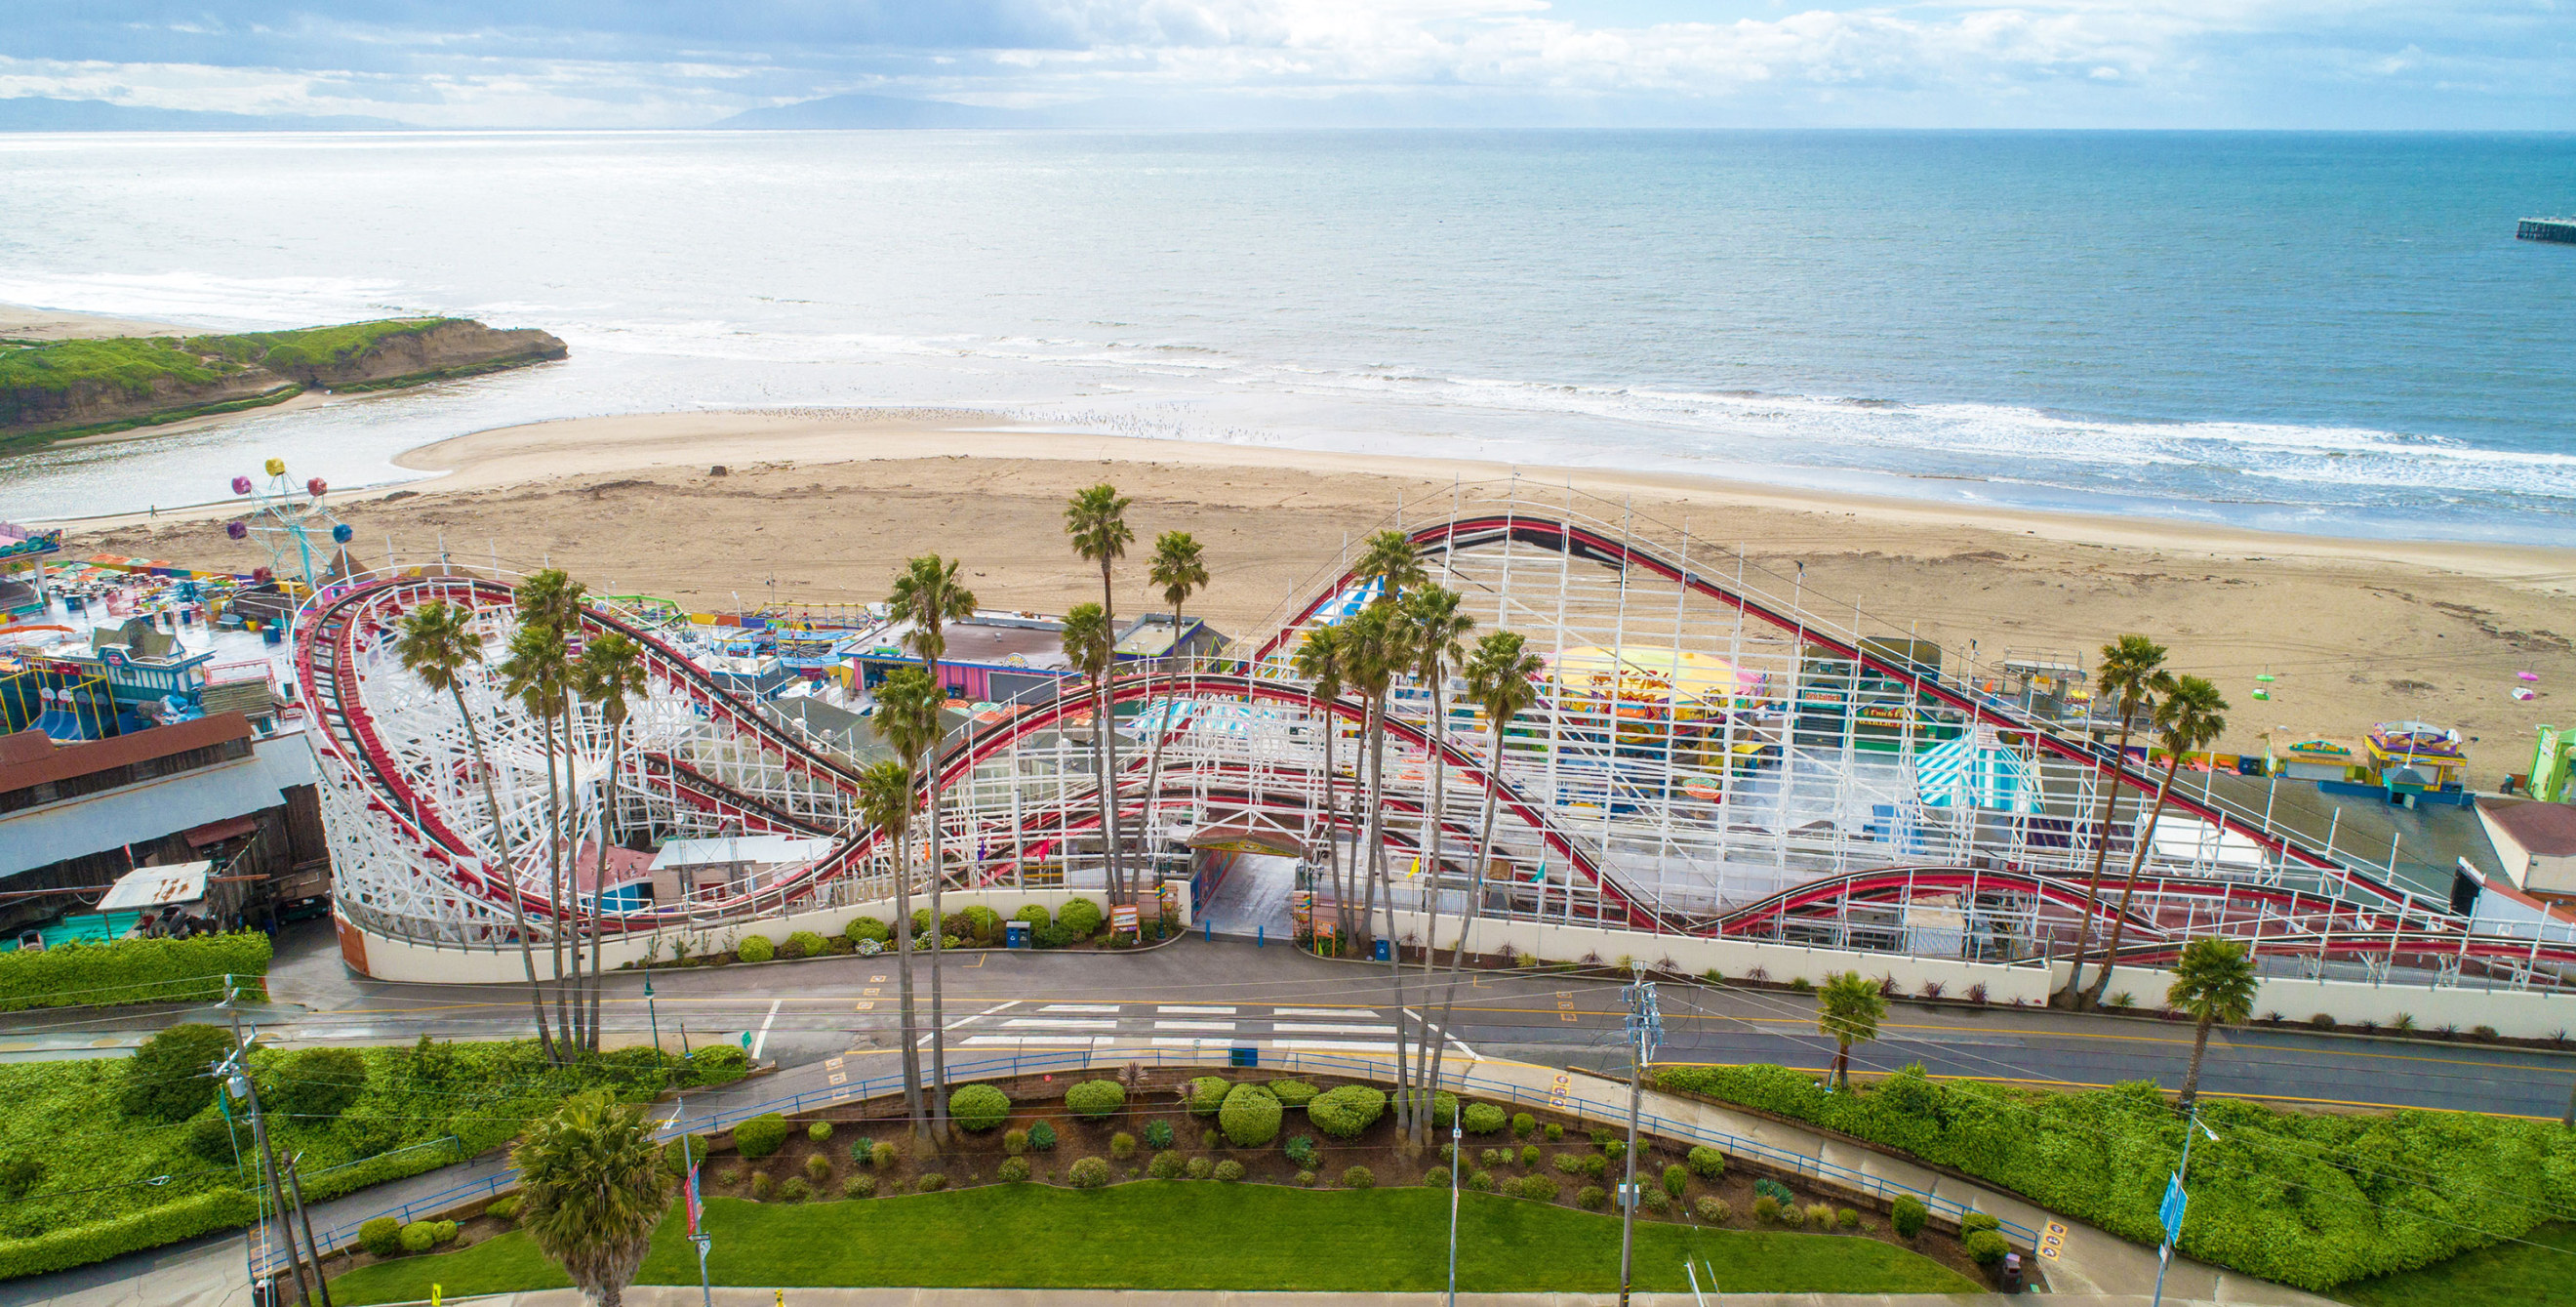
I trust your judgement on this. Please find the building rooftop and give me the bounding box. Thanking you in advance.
[862,613,1071,672]
[0,713,254,796]
[2480,797,2576,858]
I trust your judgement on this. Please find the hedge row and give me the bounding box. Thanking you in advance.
[1657,1062,2576,1291]
[0,932,272,1012]
[0,1189,255,1280]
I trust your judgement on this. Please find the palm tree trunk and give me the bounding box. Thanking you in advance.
[1091,676,1118,907]
[1426,716,1507,1139]
[1356,694,1386,948]
[890,814,926,1136]
[1317,699,1346,952]
[455,685,554,1060]
[1100,561,1123,906]
[2179,1013,2215,1113]
[2084,756,2182,1007]
[923,663,950,1141]
[1834,1040,1851,1090]
[2056,719,2137,1007]
[543,701,574,1062]
[1138,601,1182,921]
[1412,676,1449,1148]
[588,712,619,1053]
[1367,697,1416,1141]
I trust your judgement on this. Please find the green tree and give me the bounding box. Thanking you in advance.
[399,597,552,1057]
[1138,530,1208,903]
[870,670,943,1139]
[1397,583,1473,1146]
[1291,626,1353,946]
[887,554,978,1133]
[1816,971,1886,1090]
[121,1024,234,1123]
[572,630,648,1054]
[856,757,925,1129]
[2084,674,2231,1008]
[1344,528,1426,1136]
[499,584,582,1061]
[1063,485,1135,903]
[2056,634,2170,1008]
[511,1089,675,1307]
[1061,601,1119,909]
[1425,630,1543,1123]
[2166,937,2258,1114]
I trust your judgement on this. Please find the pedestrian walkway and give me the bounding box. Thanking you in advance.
[918,999,1473,1060]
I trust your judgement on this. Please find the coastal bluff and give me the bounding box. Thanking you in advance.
[0,317,567,452]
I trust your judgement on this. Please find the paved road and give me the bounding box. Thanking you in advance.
[12,921,2571,1118]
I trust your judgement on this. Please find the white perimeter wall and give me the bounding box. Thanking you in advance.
[1393,909,2576,1041]
[342,884,1179,984]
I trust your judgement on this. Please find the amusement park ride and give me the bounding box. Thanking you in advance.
[297,481,2576,991]
[227,458,355,593]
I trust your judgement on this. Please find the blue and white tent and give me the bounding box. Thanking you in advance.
[1913,729,2041,813]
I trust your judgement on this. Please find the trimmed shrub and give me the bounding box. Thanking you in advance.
[1003,1128,1028,1155]
[1685,1144,1726,1179]
[807,1121,833,1143]
[1519,1144,1541,1168]
[1513,1175,1559,1203]
[1662,1163,1689,1199]
[1185,1157,1214,1180]
[1185,1076,1231,1117]
[1026,1123,1057,1152]
[804,1154,831,1183]
[780,1177,811,1202]
[1424,1166,1450,1187]
[732,1114,789,1158]
[1296,1169,1319,1187]
[1462,1102,1508,1135]
[749,1173,774,1200]
[843,1173,877,1198]
[1267,1079,1319,1107]
[1341,1165,1375,1190]
[716,1167,742,1186]
[871,1140,900,1168]
[736,934,776,963]
[122,1025,238,1123]
[960,905,1003,941]
[1511,1112,1537,1138]
[359,1216,401,1256]
[949,1083,1012,1132]
[1014,903,1052,929]
[997,1157,1030,1183]
[1752,1195,1782,1223]
[1778,1202,1807,1229]
[1965,1230,2012,1266]
[1067,1157,1111,1188]
[1551,1154,1589,1176]
[1838,1207,1861,1229]
[1961,1210,2001,1235]
[1147,1150,1184,1179]
[1642,1189,1671,1214]
[1220,1082,1283,1147]
[1805,1203,1835,1228]
[484,1196,521,1223]
[1577,1184,1608,1210]
[1110,1131,1137,1160]
[1058,897,1105,937]
[686,1044,750,1085]
[1891,1194,1927,1239]
[1204,1128,1220,1150]
[1144,1120,1175,1149]
[1066,1080,1125,1121]
[844,916,891,944]
[1430,1091,1459,1128]
[664,1134,714,1174]
[1285,1134,1319,1168]
[915,1173,946,1193]
[1545,1123,1564,1141]
[1308,1084,1388,1138]
[1600,1138,1627,1162]
[0,931,272,1013]
[398,1221,438,1253]
[1696,1197,1732,1224]
[1469,1169,1496,1192]
[1215,1160,1247,1182]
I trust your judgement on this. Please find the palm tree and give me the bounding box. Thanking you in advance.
[1817,970,1887,1090]
[2083,674,2230,1008]
[1140,530,1207,901]
[1061,602,1118,906]
[1397,584,1472,1146]
[887,554,977,1133]
[514,570,590,1047]
[500,618,576,1061]
[871,669,944,1139]
[1064,485,1135,902]
[511,1088,675,1307]
[398,598,555,1060]
[1290,626,1352,947]
[1425,630,1542,1123]
[2167,937,2258,1114]
[855,756,926,1132]
[2055,634,2171,1008]
[572,631,647,1055]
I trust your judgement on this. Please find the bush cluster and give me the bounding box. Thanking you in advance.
[949,1083,1011,1132]
[1215,1160,1247,1182]
[997,1157,1030,1183]
[1308,1084,1388,1138]
[1341,1165,1374,1190]
[1510,1112,1537,1138]
[1267,1079,1319,1107]
[1220,1082,1283,1147]
[732,1114,789,1158]
[1685,1144,1726,1179]
[780,1177,811,1202]
[1058,898,1106,937]
[1696,1197,1731,1224]
[1461,1102,1508,1135]
[1147,1150,1184,1179]
[844,916,891,944]
[843,1174,877,1199]
[736,935,776,963]
[807,1121,832,1143]
[1067,1157,1111,1188]
[1890,1194,1928,1238]
[1185,1076,1231,1116]
[0,932,272,1014]
[1066,1080,1125,1120]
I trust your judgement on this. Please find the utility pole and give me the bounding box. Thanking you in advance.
[284,1155,335,1307]
[2150,1099,2219,1307]
[676,1093,713,1307]
[1445,1107,1464,1307]
[221,986,315,1307]
[1618,961,1662,1307]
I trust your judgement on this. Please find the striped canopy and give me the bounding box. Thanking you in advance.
[1913,730,2040,813]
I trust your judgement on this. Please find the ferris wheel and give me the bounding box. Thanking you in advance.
[225,457,353,592]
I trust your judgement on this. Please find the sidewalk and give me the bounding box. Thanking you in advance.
[1450,1058,2336,1307]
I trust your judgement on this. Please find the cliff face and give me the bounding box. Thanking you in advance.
[0,318,570,448]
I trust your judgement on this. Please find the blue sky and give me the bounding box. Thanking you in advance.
[2,0,2569,129]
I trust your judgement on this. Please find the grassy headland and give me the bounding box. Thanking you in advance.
[0,316,567,453]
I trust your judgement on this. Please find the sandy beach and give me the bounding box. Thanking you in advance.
[65,408,2576,781]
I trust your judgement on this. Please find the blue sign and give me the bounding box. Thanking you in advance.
[2158,1172,2189,1245]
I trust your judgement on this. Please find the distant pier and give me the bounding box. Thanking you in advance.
[2518,217,2576,244]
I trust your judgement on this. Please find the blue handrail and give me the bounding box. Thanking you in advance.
[269,1050,2035,1277]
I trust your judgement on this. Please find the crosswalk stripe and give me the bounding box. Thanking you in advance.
[1004,1017,1117,1030]
[1270,1022,1396,1035]
[1038,1003,1121,1013]
[1271,1039,1396,1052]
[1157,1005,1238,1015]
[962,1035,1102,1047]
[1271,1006,1379,1017]
[1148,1037,1239,1047]
[1153,1020,1236,1032]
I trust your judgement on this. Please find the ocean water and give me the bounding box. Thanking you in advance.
[0,129,2571,541]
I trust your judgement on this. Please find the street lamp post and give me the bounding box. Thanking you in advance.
[1618,962,1662,1307]
[2150,1100,2219,1307]
[1445,1110,1464,1307]
[645,970,663,1058]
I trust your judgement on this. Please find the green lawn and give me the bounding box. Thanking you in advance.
[331,1184,1979,1303]
[2330,1222,2576,1307]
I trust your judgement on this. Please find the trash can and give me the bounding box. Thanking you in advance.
[1373,938,1391,962]
[2002,1251,2023,1294]
[1005,920,1030,949]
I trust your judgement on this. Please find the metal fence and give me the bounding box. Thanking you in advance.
[264,1048,2035,1280]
